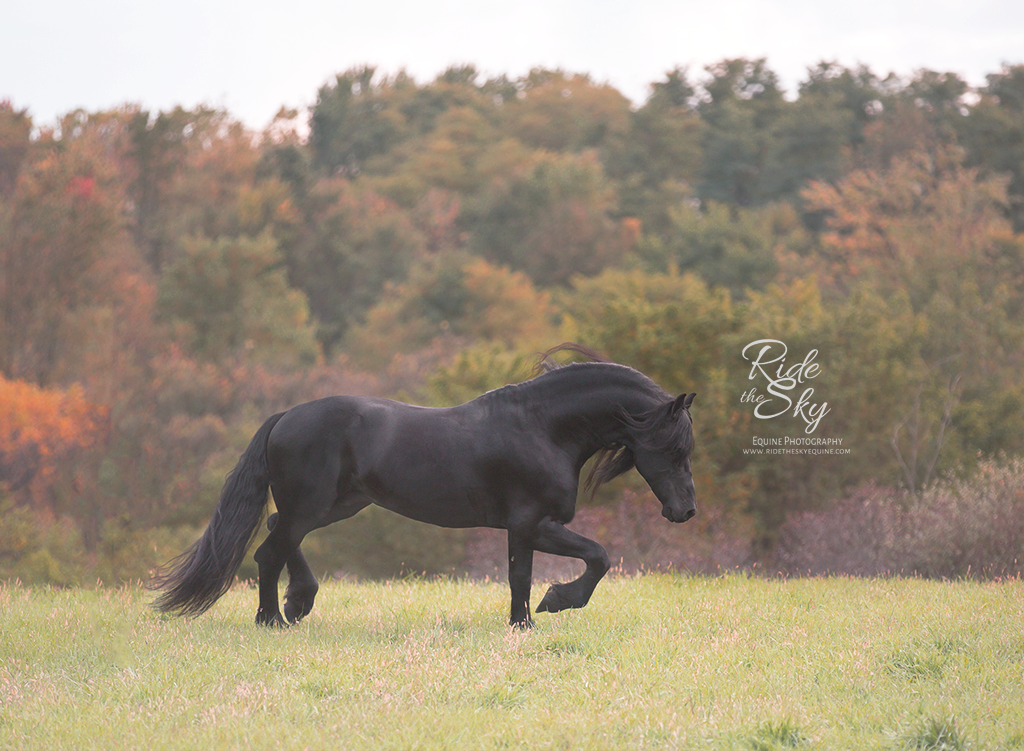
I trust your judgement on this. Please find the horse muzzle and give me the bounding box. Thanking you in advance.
[662,504,696,523]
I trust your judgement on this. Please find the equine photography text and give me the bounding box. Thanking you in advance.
[744,435,849,455]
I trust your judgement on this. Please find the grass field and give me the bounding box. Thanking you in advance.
[1,574,1022,750]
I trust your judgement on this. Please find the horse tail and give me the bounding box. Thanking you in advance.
[150,412,286,617]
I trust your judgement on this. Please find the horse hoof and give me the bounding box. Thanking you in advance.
[255,609,288,628]
[536,586,566,614]
[284,601,313,624]
[284,585,317,624]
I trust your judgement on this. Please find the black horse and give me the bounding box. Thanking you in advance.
[152,349,697,628]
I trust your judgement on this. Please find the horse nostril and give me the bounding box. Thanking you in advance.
[681,508,696,522]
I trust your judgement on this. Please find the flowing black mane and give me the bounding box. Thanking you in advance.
[524,346,694,493]
[586,396,695,493]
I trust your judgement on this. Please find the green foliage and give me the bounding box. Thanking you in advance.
[0,101,32,194]
[157,233,320,367]
[346,253,556,369]
[635,200,810,294]
[608,67,704,228]
[426,344,536,407]
[564,268,737,392]
[468,150,628,285]
[0,499,85,585]
[124,106,264,270]
[501,69,633,153]
[696,58,785,207]
[287,180,427,350]
[959,65,1024,231]
[309,66,404,176]
[762,91,856,199]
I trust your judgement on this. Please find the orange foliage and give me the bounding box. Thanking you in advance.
[0,376,108,462]
[797,146,1011,294]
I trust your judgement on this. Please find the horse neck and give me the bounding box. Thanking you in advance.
[524,364,666,450]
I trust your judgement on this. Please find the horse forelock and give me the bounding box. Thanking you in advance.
[585,399,693,493]
[622,399,695,459]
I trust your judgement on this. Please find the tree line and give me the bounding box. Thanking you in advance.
[2,58,1024,582]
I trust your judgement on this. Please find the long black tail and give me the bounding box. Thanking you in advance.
[150,412,285,617]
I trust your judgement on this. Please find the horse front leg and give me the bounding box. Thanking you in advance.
[531,517,611,615]
[507,529,535,628]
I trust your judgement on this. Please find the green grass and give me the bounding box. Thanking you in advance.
[1,575,1022,750]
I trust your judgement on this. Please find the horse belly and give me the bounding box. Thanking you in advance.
[368,482,498,529]
[355,451,503,529]
[351,404,529,529]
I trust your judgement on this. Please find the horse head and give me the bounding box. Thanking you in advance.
[631,392,697,524]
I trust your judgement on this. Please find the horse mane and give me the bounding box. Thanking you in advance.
[534,342,610,373]
[533,344,693,495]
[585,402,694,493]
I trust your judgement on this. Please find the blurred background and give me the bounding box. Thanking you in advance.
[3,2,1024,584]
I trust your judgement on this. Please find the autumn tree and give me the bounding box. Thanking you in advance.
[800,143,1024,488]
[287,180,427,350]
[157,233,320,367]
[0,375,110,583]
[0,375,108,495]
[346,254,556,368]
[800,145,1012,302]
[0,117,134,385]
[468,150,630,285]
[125,107,262,269]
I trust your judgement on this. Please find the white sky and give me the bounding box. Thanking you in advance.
[5,0,1024,130]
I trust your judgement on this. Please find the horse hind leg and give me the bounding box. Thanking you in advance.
[254,481,335,627]
[268,494,372,624]
[283,547,319,624]
[254,512,317,627]
[265,512,319,625]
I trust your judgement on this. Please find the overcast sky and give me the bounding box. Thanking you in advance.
[5,0,1024,130]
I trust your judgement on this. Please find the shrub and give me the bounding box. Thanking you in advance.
[773,458,1024,578]
[0,499,86,585]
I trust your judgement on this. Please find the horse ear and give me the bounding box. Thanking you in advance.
[672,392,696,414]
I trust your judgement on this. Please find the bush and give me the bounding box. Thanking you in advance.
[773,458,1024,578]
[0,499,86,585]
